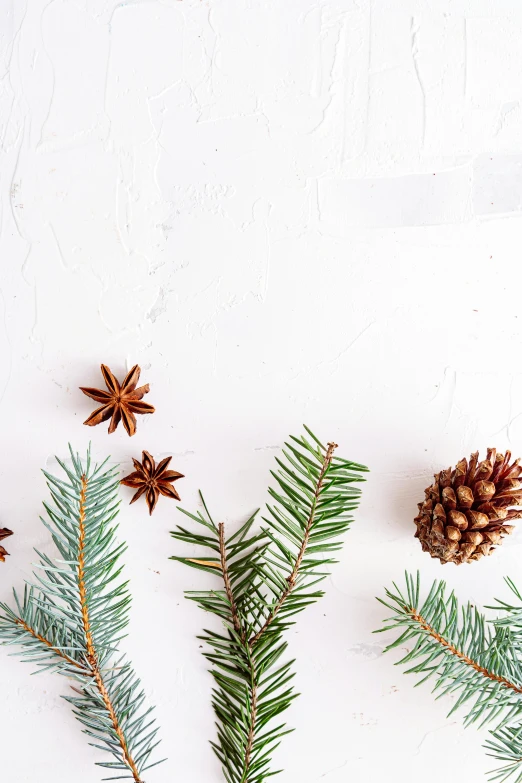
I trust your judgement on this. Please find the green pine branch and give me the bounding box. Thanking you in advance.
[171,426,368,782]
[0,446,163,781]
[376,572,522,783]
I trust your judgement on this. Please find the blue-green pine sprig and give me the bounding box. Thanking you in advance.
[377,572,522,783]
[171,426,367,783]
[0,446,163,782]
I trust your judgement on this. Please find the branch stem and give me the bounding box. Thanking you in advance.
[78,475,142,783]
[241,658,258,783]
[409,608,522,694]
[218,522,243,640]
[218,523,258,780]
[249,441,337,647]
[15,619,87,672]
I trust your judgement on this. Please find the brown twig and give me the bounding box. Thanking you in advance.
[248,441,338,647]
[409,608,522,694]
[218,522,257,780]
[78,474,143,783]
[242,664,258,782]
[218,522,243,640]
[15,619,87,673]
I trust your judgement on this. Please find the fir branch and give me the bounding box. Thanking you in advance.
[172,426,367,782]
[76,473,140,781]
[377,572,522,782]
[0,447,163,781]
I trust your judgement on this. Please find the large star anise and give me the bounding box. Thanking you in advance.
[121,451,184,515]
[0,528,13,563]
[80,364,155,437]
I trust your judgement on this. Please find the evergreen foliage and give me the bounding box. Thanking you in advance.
[377,572,522,783]
[172,426,367,782]
[0,447,162,781]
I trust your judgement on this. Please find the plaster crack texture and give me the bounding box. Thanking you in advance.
[1,2,522,782]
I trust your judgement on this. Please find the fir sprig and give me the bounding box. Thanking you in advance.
[377,572,522,783]
[171,426,367,782]
[0,446,163,781]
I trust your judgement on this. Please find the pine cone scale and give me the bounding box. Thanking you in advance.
[415,449,521,564]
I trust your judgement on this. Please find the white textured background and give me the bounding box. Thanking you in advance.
[2,1,522,781]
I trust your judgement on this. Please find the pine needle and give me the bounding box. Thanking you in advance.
[0,446,163,782]
[376,572,522,783]
[171,426,367,781]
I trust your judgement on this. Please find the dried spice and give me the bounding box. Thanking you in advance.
[80,364,154,437]
[0,528,13,562]
[415,448,522,564]
[121,451,184,515]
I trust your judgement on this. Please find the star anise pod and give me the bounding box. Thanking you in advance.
[0,528,13,562]
[121,451,184,515]
[80,364,155,437]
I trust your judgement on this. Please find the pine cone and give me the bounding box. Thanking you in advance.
[415,449,522,564]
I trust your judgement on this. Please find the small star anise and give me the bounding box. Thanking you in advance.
[0,528,13,563]
[80,364,155,437]
[121,451,184,515]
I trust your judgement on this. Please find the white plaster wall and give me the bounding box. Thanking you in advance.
[1,1,522,781]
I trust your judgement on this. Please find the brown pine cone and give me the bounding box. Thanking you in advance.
[415,449,522,564]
